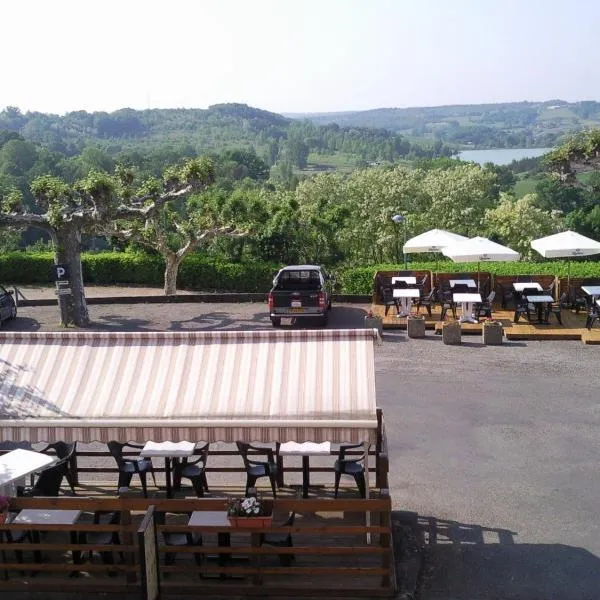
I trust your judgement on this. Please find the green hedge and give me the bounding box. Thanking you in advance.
[0,252,598,295]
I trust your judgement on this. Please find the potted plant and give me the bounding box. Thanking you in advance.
[0,496,11,524]
[227,495,272,529]
[364,310,383,335]
[482,318,503,345]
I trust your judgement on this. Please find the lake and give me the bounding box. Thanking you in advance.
[457,148,553,165]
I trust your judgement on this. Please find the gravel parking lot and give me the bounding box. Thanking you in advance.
[6,297,600,598]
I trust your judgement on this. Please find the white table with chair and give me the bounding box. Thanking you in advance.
[0,449,57,497]
[140,441,195,498]
[453,292,482,323]
[392,288,421,317]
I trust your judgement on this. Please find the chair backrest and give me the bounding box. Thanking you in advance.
[393,280,408,289]
[558,292,568,306]
[453,284,469,294]
[42,441,77,461]
[420,274,428,286]
[236,441,251,469]
[487,291,496,303]
[107,441,127,467]
[31,464,65,496]
[381,286,395,302]
[194,443,210,465]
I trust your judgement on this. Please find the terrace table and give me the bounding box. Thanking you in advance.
[279,441,331,498]
[453,292,481,323]
[140,441,195,498]
[513,282,542,292]
[188,511,234,577]
[450,279,476,289]
[526,295,555,324]
[582,285,600,299]
[391,276,416,285]
[392,288,421,317]
[0,449,57,497]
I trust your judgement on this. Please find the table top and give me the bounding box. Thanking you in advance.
[279,441,331,456]
[450,279,476,288]
[513,282,542,292]
[391,276,416,285]
[188,510,230,527]
[526,295,555,303]
[453,293,481,302]
[141,441,196,458]
[14,509,81,525]
[582,286,600,296]
[0,449,57,486]
[392,288,421,298]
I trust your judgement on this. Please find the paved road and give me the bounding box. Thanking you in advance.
[6,301,600,599]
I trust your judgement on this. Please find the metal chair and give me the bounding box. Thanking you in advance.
[38,441,77,494]
[173,443,210,497]
[414,287,436,317]
[107,441,156,498]
[236,442,278,497]
[333,443,367,498]
[260,512,296,566]
[439,288,457,321]
[545,292,567,325]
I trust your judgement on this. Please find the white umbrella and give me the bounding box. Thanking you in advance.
[442,236,520,290]
[403,229,468,278]
[531,230,600,285]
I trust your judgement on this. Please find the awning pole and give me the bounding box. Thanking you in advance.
[364,441,371,544]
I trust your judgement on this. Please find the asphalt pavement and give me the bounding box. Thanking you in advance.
[5,297,600,599]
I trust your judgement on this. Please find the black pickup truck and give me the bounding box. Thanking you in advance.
[267,265,333,327]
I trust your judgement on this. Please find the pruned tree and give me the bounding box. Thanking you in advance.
[0,157,215,327]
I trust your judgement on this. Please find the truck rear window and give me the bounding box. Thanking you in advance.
[276,270,321,289]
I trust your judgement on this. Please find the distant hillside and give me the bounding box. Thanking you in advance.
[285,100,600,149]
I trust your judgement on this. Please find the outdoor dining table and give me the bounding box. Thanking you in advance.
[188,510,236,577]
[13,508,82,566]
[279,441,331,498]
[0,448,57,497]
[392,288,421,317]
[526,295,555,324]
[140,441,195,498]
[391,276,416,285]
[581,285,600,299]
[453,292,481,323]
[450,279,476,288]
[513,282,543,292]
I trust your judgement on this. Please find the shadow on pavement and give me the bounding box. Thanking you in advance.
[396,512,600,600]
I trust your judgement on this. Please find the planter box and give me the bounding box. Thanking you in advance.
[228,515,273,529]
[364,316,383,336]
[442,321,461,345]
[407,315,426,338]
[482,322,503,345]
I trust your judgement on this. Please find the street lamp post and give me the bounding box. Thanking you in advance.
[392,214,408,268]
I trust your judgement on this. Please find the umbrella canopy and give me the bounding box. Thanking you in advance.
[403,229,468,253]
[442,236,520,290]
[530,230,600,258]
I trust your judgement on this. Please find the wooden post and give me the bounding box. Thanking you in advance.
[379,489,393,591]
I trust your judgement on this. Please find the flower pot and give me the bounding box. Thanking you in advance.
[228,515,273,529]
[407,315,426,338]
[442,321,461,345]
[364,316,383,336]
[482,321,503,345]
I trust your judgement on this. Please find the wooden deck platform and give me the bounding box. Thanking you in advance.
[371,304,600,343]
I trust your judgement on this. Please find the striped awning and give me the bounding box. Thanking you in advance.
[0,329,379,444]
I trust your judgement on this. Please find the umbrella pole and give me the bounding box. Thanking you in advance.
[477,262,481,292]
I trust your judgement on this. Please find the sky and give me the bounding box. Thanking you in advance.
[2,0,599,115]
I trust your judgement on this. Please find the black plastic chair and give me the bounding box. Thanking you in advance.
[513,290,532,323]
[260,512,296,566]
[23,463,66,497]
[333,443,367,498]
[236,442,278,498]
[473,291,496,321]
[107,441,156,498]
[586,300,600,330]
[439,288,457,321]
[79,511,122,571]
[38,441,77,494]
[545,292,567,325]
[173,443,210,497]
[414,287,436,317]
[381,286,400,316]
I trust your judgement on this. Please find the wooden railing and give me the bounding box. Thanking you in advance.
[0,495,396,598]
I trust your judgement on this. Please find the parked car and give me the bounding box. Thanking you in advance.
[0,285,17,324]
[268,265,333,327]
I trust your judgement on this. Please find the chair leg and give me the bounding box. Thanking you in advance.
[426,305,432,317]
[65,471,77,494]
[139,472,148,498]
[334,471,342,498]
[202,473,209,492]
[246,475,258,496]
[117,472,133,491]
[354,472,367,498]
[190,477,205,498]
[269,474,277,498]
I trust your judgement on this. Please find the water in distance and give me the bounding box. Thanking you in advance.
[457,148,553,166]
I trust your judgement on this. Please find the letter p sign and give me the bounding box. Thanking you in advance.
[52,264,70,281]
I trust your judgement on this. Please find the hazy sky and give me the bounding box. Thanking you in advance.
[2,0,599,115]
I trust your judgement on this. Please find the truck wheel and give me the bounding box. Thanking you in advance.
[270,317,281,327]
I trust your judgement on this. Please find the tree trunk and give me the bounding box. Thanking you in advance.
[56,226,90,327]
[164,253,181,296]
